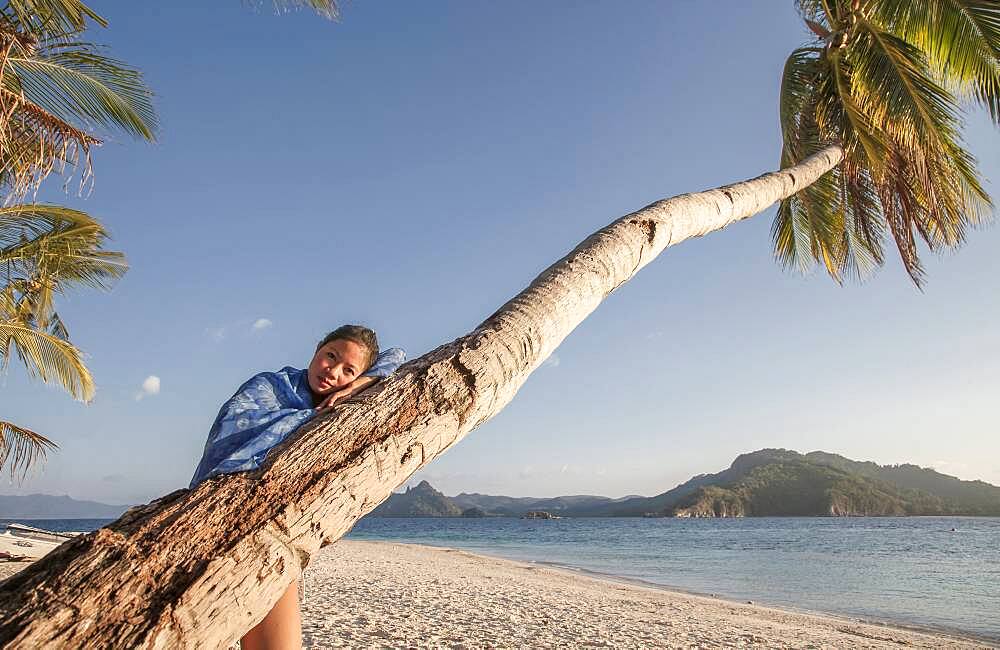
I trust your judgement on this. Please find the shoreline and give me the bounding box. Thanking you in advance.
[348,536,998,645]
[527,557,997,646]
[1,540,994,647]
[299,540,993,648]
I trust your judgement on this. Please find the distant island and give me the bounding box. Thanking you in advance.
[368,449,1000,518]
[4,449,998,520]
[0,494,130,519]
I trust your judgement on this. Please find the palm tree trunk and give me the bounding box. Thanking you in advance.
[0,144,843,648]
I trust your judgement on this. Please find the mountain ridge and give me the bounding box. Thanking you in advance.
[0,493,130,519]
[366,449,1000,518]
[4,450,997,520]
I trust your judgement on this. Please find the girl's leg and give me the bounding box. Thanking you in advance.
[240,579,301,650]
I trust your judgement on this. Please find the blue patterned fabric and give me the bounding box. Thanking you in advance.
[189,347,405,487]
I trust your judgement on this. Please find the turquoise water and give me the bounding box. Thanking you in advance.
[347,516,1000,641]
[8,516,999,640]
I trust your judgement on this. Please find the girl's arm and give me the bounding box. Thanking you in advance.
[365,347,406,378]
[316,347,406,411]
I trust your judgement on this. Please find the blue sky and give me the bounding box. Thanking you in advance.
[2,1,998,505]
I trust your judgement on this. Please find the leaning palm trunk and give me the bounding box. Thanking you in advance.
[0,144,842,648]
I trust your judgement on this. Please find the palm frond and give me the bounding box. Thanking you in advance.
[776,48,850,276]
[779,47,824,161]
[0,202,96,244]
[0,223,127,292]
[0,204,126,282]
[0,319,94,400]
[0,86,98,199]
[7,42,157,140]
[47,311,68,339]
[782,0,997,286]
[0,204,125,331]
[0,283,15,318]
[868,0,1000,123]
[262,0,340,19]
[851,18,959,150]
[2,1,106,35]
[0,419,56,482]
[839,161,886,278]
[825,49,889,174]
[0,30,156,198]
[778,43,889,280]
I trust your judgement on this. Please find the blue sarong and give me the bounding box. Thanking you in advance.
[190,348,405,487]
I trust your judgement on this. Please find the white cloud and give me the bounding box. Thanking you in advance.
[252,318,273,331]
[542,353,561,368]
[135,375,161,401]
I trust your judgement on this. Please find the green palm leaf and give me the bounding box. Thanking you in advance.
[0,203,100,245]
[777,45,887,281]
[264,0,340,19]
[779,0,998,286]
[869,0,1000,123]
[776,47,848,276]
[0,204,127,289]
[0,320,94,400]
[0,29,156,197]
[7,44,157,140]
[2,0,106,34]
[1,203,125,334]
[0,419,57,481]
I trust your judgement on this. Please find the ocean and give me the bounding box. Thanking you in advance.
[6,516,998,641]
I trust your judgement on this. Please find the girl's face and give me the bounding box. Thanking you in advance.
[307,338,368,395]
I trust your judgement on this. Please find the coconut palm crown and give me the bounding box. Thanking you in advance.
[0,204,126,477]
[1,0,156,477]
[776,0,999,285]
[0,0,157,201]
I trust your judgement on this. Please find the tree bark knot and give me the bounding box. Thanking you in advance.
[628,218,657,245]
[450,353,477,394]
[400,442,424,466]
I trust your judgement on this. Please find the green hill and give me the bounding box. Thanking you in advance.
[803,451,1000,515]
[671,460,915,517]
[368,480,462,517]
[656,449,1000,517]
[363,449,1000,518]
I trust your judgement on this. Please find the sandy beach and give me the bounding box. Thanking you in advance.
[0,541,992,648]
[299,541,989,649]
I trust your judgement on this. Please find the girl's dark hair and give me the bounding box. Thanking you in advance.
[316,325,379,370]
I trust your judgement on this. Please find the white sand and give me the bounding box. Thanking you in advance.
[299,541,991,649]
[0,543,991,648]
[0,561,31,582]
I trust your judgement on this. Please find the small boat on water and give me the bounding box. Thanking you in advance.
[520,510,561,520]
[0,523,76,561]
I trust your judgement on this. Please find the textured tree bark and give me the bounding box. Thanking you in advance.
[0,144,843,648]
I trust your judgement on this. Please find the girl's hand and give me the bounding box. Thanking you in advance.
[317,376,378,412]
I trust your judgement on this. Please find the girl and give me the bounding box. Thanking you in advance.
[190,324,405,649]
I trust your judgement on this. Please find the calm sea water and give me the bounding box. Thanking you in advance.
[7,516,999,640]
